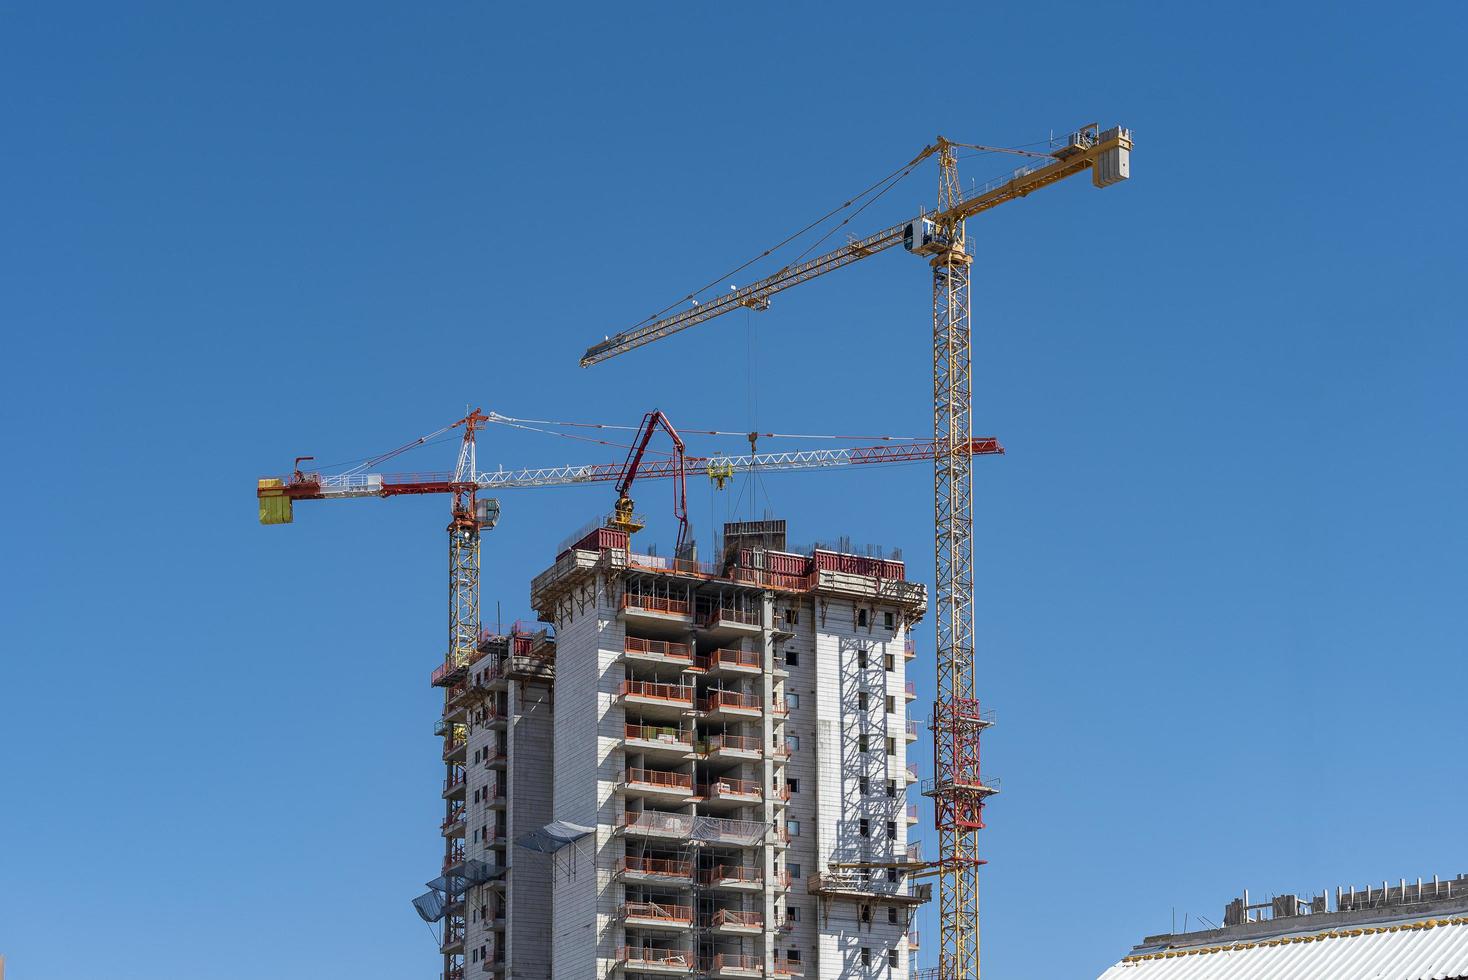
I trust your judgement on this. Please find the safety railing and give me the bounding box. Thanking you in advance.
[620,680,695,705]
[623,900,694,924]
[773,958,805,977]
[621,810,695,837]
[625,636,693,662]
[697,647,761,670]
[711,909,764,929]
[622,594,691,616]
[907,841,922,862]
[625,723,694,747]
[707,953,763,973]
[700,864,764,885]
[618,946,695,968]
[443,771,466,793]
[625,767,694,791]
[698,690,763,713]
[700,733,763,755]
[699,777,762,800]
[908,930,921,947]
[616,855,694,878]
[442,843,465,872]
[904,680,917,697]
[440,807,466,832]
[698,605,760,627]
[906,804,920,821]
[904,640,916,659]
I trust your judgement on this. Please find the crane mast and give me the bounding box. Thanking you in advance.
[577,125,1132,980]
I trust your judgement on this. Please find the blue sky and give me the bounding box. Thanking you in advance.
[1,2,1463,977]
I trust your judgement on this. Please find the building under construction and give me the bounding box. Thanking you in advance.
[418,518,942,980]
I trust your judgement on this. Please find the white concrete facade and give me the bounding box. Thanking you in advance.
[523,524,929,980]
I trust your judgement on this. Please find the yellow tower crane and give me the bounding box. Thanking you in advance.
[579,124,1133,980]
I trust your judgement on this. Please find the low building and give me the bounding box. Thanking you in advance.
[1098,874,1468,980]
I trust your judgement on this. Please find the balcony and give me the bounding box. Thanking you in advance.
[696,605,762,634]
[485,748,508,770]
[696,647,762,675]
[616,855,694,884]
[693,815,769,848]
[625,636,694,667]
[621,810,696,841]
[625,723,696,757]
[906,841,923,863]
[624,767,695,803]
[622,900,694,930]
[440,923,465,955]
[697,690,769,721]
[908,930,921,948]
[698,733,764,761]
[697,777,763,807]
[905,719,920,742]
[773,958,805,977]
[904,680,917,700]
[622,594,693,625]
[441,805,466,838]
[706,953,763,978]
[621,680,695,716]
[904,640,916,660]
[708,909,763,935]
[906,803,920,825]
[442,842,466,874]
[617,946,696,975]
[698,864,769,891]
[905,764,919,783]
[442,769,467,800]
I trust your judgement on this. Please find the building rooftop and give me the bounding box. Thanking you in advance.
[1098,875,1468,980]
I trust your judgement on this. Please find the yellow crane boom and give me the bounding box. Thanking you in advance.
[580,125,1130,368]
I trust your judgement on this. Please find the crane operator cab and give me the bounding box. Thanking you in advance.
[903,216,954,257]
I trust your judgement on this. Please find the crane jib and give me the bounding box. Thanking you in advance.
[580,127,1131,369]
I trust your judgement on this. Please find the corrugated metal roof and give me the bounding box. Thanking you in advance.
[1098,914,1468,980]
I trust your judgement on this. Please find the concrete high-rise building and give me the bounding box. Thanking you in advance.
[420,518,932,980]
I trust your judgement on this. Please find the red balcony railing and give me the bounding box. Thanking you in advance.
[908,930,921,947]
[904,680,917,696]
[625,636,692,662]
[699,864,763,886]
[623,594,691,616]
[621,810,695,837]
[699,777,762,800]
[701,733,763,755]
[443,770,466,793]
[625,767,694,791]
[618,946,695,968]
[698,690,763,713]
[625,723,694,747]
[773,958,805,976]
[620,679,695,705]
[699,605,760,627]
[711,909,764,929]
[708,953,763,973]
[616,855,693,878]
[697,647,761,670]
[904,640,917,659]
[623,900,693,924]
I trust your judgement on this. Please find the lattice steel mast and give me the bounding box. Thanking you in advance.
[926,141,992,980]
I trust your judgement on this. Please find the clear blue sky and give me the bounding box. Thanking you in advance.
[2,2,1463,977]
